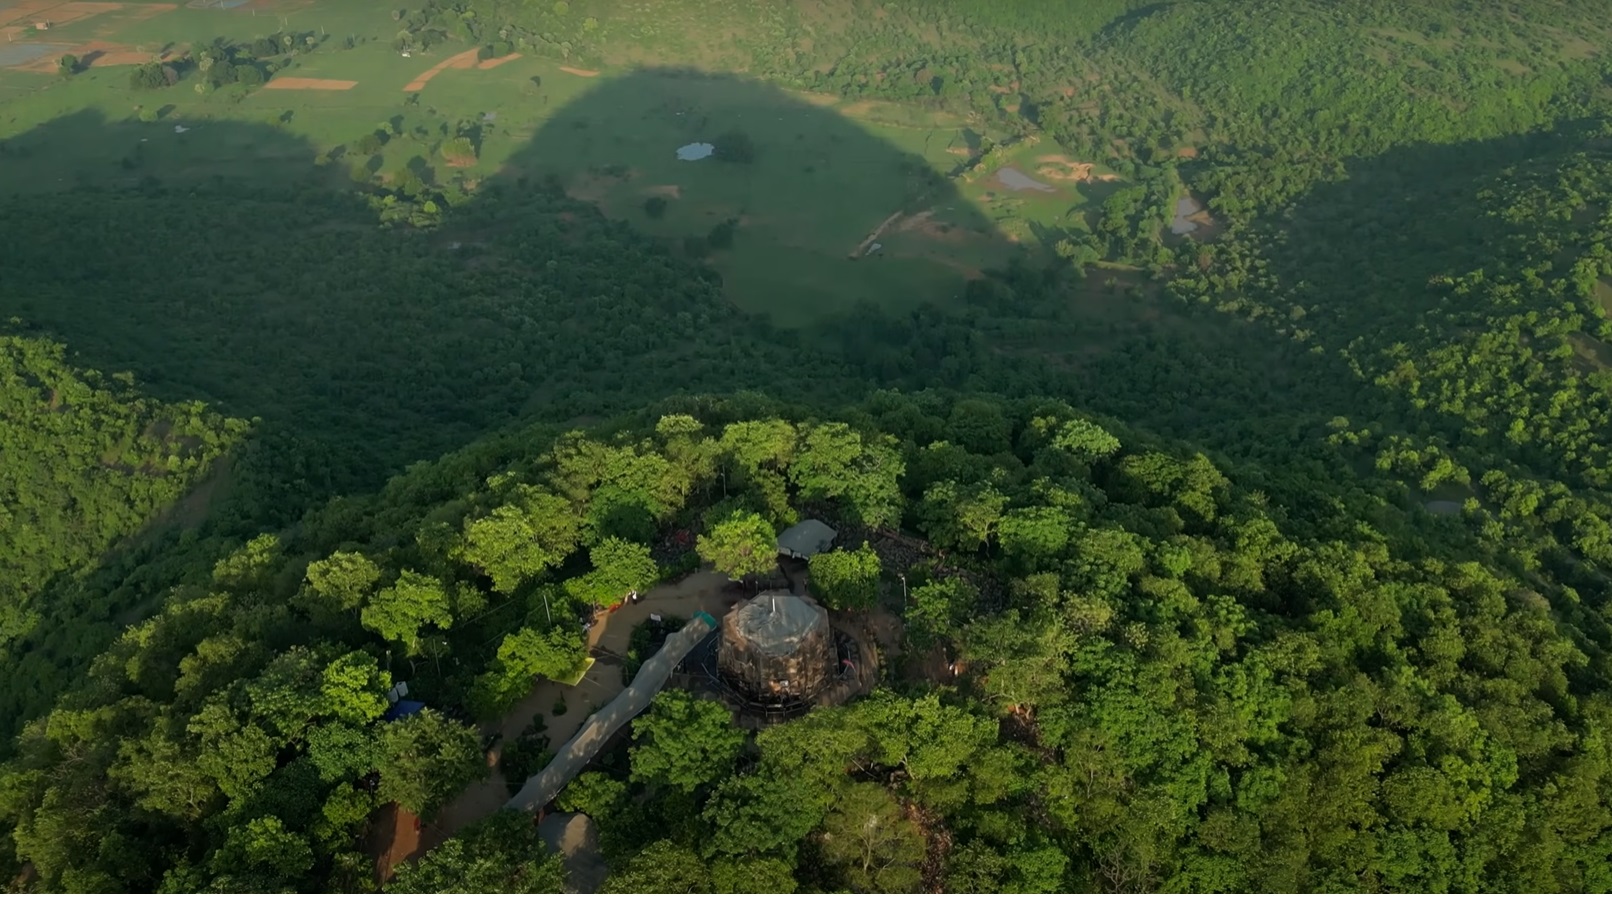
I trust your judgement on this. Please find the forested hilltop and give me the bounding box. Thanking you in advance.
[1,0,1611,894]
[2,397,1608,892]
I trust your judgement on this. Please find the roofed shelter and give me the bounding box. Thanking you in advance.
[777,519,836,559]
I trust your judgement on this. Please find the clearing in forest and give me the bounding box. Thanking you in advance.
[1034,154,1100,182]
[263,76,356,90]
[401,47,480,92]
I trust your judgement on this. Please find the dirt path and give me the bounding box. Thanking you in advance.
[377,570,743,879]
[402,47,481,92]
[477,52,520,70]
[849,210,905,258]
[263,77,356,90]
[558,65,599,77]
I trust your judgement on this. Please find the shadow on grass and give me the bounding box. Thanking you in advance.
[2,67,1594,744]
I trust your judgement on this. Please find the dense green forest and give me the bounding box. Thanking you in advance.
[3,0,1612,894]
[2,398,1608,892]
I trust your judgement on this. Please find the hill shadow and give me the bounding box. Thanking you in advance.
[4,66,1596,740]
[465,65,1023,327]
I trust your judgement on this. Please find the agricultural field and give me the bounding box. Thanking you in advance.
[0,0,1163,326]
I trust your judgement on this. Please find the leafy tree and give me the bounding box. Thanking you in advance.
[644,196,668,218]
[211,534,283,593]
[320,651,392,725]
[375,709,485,817]
[997,506,1073,572]
[473,624,588,718]
[702,770,827,862]
[497,625,587,683]
[210,816,314,889]
[361,570,453,654]
[187,699,277,801]
[460,487,581,592]
[602,839,711,893]
[902,576,978,647]
[386,810,565,893]
[918,480,1007,551]
[110,725,219,821]
[302,551,381,613]
[818,783,925,893]
[56,54,78,77]
[808,543,882,611]
[789,423,905,528]
[306,723,380,783]
[1052,418,1122,461]
[710,855,797,893]
[630,690,747,793]
[564,538,659,608]
[697,510,777,583]
[556,772,629,819]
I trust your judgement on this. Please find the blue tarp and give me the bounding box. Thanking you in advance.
[382,700,426,722]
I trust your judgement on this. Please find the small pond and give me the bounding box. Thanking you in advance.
[676,142,714,161]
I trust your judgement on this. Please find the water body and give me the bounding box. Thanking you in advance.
[676,142,714,161]
[996,166,1054,192]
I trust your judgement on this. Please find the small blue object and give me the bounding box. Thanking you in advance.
[382,700,427,722]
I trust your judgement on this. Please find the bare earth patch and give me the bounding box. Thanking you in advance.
[14,0,122,29]
[263,76,356,90]
[558,65,599,77]
[788,89,840,107]
[0,0,67,27]
[849,209,904,258]
[123,2,174,18]
[12,38,163,71]
[1178,146,1199,159]
[402,47,480,92]
[477,52,520,69]
[895,209,964,242]
[366,803,421,884]
[84,49,152,66]
[642,184,681,199]
[1034,153,1096,182]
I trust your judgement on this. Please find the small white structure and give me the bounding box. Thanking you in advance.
[676,141,714,161]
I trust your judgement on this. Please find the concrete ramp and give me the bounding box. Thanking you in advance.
[506,611,717,814]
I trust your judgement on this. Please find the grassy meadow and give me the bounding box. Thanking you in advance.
[0,0,1142,327]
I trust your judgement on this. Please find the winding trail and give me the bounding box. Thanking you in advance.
[374,571,742,880]
[402,48,481,92]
